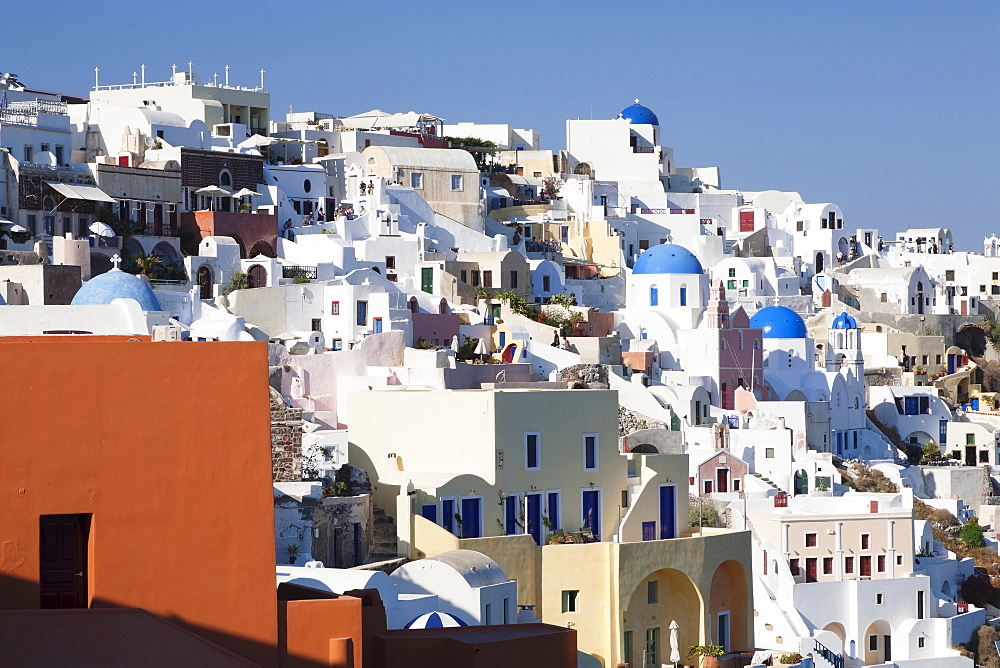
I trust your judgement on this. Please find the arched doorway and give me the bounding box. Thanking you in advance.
[709,560,749,652]
[816,252,825,273]
[573,162,593,179]
[247,264,267,288]
[863,620,892,664]
[623,569,702,668]
[793,470,809,495]
[197,265,214,300]
[821,622,847,655]
[229,235,247,259]
[151,241,181,267]
[248,240,276,258]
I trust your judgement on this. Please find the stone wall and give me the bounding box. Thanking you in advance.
[270,387,303,482]
[618,406,667,436]
[311,494,373,568]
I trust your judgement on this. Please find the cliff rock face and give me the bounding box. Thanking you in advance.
[560,363,609,389]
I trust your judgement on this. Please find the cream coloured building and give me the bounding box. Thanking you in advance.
[360,145,482,230]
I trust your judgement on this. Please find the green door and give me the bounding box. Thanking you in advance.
[421,267,433,293]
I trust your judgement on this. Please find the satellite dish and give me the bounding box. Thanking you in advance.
[144,136,155,148]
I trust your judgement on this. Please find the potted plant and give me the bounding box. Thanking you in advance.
[286,543,301,565]
[689,644,725,668]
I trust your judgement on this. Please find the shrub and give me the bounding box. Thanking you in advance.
[779,653,803,664]
[960,518,987,549]
[225,271,249,294]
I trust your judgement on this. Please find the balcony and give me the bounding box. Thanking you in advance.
[282,265,317,280]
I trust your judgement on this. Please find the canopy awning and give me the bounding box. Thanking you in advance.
[45,182,116,203]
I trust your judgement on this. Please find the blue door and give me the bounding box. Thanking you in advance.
[546,491,559,531]
[940,420,948,444]
[642,521,656,541]
[659,485,676,539]
[582,489,600,539]
[948,354,956,374]
[374,317,383,334]
[421,504,437,523]
[461,497,482,539]
[504,495,519,536]
[526,493,542,545]
[442,499,455,534]
[836,432,843,455]
[499,331,506,348]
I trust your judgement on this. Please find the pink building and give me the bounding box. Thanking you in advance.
[695,450,749,497]
[704,281,766,410]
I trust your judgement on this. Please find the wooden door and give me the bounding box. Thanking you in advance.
[40,514,90,609]
[247,264,266,288]
[739,210,755,233]
[806,557,818,583]
[717,468,729,493]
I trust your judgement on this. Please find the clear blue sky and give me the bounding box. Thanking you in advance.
[6,1,998,250]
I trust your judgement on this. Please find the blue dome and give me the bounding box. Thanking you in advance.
[71,268,162,311]
[831,312,858,329]
[618,100,659,126]
[633,243,703,275]
[750,306,807,339]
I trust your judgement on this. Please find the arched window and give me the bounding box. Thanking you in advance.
[649,285,658,306]
[219,170,232,188]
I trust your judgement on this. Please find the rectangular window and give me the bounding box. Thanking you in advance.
[946,270,955,281]
[727,280,737,290]
[40,143,50,153]
[385,256,395,269]
[860,555,872,576]
[356,300,368,326]
[471,270,480,286]
[728,268,736,278]
[503,598,509,624]
[917,590,925,619]
[647,579,658,604]
[54,145,64,164]
[510,270,518,289]
[311,318,322,332]
[525,432,540,470]
[623,631,633,666]
[411,172,423,189]
[992,285,999,296]
[877,555,886,572]
[861,533,870,550]
[460,270,467,283]
[980,450,989,463]
[876,593,884,605]
[542,275,551,292]
[23,145,33,162]
[561,590,578,613]
[765,447,774,458]
[870,635,878,652]
[881,293,888,302]
[823,557,833,575]
[845,556,854,574]
[584,434,598,471]
[484,603,492,624]
[805,533,817,547]
[967,433,976,445]
[332,339,342,351]
[331,301,340,315]
[451,174,463,190]
[918,637,925,648]
[483,270,493,288]
[546,491,560,531]
[789,559,800,575]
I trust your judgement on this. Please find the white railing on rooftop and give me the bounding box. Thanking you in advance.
[7,99,67,114]
[93,81,265,93]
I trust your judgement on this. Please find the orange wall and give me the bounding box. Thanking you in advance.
[0,339,277,664]
[280,597,363,668]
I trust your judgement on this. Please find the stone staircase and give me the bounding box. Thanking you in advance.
[369,506,398,562]
[750,471,784,492]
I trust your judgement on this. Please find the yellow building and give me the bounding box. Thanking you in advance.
[347,387,754,667]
